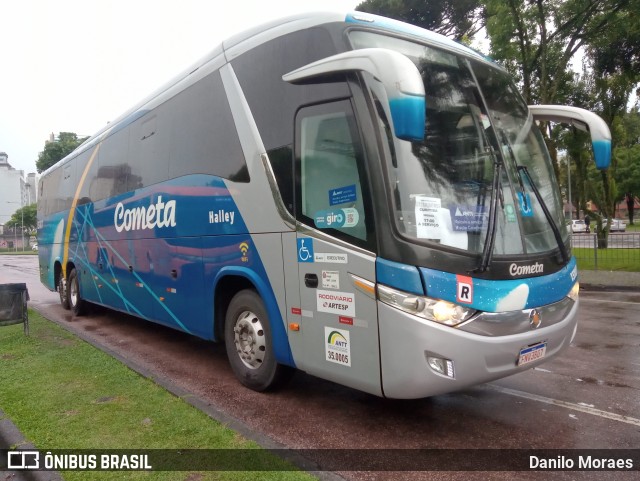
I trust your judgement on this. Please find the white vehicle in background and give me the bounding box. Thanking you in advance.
[603,218,627,232]
[570,220,587,233]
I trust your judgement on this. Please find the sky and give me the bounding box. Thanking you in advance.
[0,0,362,175]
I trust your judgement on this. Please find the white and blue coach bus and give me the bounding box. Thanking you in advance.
[38,12,611,398]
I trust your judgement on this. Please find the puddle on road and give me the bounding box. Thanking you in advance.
[578,376,631,388]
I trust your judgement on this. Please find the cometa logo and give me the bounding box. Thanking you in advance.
[114,196,177,232]
[509,262,544,276]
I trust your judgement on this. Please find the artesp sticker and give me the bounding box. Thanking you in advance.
[317,289,355,317]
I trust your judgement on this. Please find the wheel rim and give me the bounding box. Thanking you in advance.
[233,310,266,370]
[70,277,78,307]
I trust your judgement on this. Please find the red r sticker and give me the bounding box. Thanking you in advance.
[456,275,473,304]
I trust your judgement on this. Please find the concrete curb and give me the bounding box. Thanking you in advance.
[579,270,640,291]
[0,409,63,481]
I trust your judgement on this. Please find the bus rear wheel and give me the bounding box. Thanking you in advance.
[224,289,293,392]
[68,268,87,316]
[59,274,70,310]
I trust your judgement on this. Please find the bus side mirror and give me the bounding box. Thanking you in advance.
[283,48,425,142]
[528,105,612,170]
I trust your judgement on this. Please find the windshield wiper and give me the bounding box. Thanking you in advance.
[474,143,503,273]
[516,165,570,264]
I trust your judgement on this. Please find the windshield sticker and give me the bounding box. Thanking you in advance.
[325,327,351,366]
[414,196,442,239]
[317,289,356,317]
[315,208,359,229]
[449,205,488,232]
[322,270,340,290]
[504,204,517,222]
[297,238,314,263]
[517,193,534,217]
[329,185,357,206]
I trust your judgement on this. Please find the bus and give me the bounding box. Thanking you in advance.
[37,11,611,399]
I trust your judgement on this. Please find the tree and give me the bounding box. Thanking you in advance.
[614,141,640,224]
[484,0,630,105]
[589,0,640,84]
[36,132,88,173]
[4,204,37,233]
[356,0,483,40]
[626,192,636,224]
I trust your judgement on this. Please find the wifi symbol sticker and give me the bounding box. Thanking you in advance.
[239,242,249,262]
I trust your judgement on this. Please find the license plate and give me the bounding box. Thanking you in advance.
[517,342,547,366]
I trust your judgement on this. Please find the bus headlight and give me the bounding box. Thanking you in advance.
[568,282,579,301]
[378,284,476,327]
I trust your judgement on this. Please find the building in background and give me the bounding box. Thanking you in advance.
[0,152,38,249]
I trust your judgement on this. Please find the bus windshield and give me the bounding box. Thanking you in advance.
[350,31,567,257]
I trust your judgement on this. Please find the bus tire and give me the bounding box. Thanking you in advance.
[224,289,293,392]
[59,274,70,310]
[68,268,87,316]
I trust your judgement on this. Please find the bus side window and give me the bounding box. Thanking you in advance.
[294,100,375,251]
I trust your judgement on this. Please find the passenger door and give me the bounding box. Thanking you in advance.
[291,100,381,396]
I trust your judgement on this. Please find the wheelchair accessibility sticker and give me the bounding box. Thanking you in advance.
[517,192,534,217]
[297,238,314,263]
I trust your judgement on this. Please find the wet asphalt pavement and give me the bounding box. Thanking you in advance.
[1,255,638,480]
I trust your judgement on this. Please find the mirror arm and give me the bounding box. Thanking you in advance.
[529,105,611,170]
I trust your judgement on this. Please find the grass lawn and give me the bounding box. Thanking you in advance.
[0,311,315,481]
[573,247,640,271]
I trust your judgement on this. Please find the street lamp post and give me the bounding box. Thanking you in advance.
[567,158,572,220]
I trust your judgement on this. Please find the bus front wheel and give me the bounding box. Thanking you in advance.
[224,289,293,392]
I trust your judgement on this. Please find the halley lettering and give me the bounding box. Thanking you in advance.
[509,262,544,276]
[114,196,176,232]
[208,209,235,225]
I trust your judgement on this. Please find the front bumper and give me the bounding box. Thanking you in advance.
[378,297,579,399]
